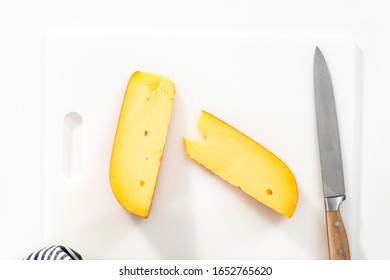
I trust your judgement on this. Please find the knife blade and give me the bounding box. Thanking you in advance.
[313,47,350,260]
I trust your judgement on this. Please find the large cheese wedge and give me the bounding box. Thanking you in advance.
[110,71,175,218]
[183,111,298,218]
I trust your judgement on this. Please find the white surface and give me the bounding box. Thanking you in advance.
[1,0,390,260]
[44,31,359,259]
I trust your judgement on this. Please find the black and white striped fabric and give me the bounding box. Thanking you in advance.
[23,245,84,260]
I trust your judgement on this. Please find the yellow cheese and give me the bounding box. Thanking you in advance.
[110,71,175,218]
[183,111,298,218]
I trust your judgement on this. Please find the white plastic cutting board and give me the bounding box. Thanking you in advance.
[44,30,362,259]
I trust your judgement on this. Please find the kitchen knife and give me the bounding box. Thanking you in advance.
[313,47,350,260]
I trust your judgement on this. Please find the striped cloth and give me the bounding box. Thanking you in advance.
[23,245,84,260]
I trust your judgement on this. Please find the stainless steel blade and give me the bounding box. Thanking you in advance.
[314,47,346,203]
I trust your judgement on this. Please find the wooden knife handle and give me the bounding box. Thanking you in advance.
[326,210,350,260]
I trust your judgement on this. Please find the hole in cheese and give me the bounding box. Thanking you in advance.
[266,189,273,196]
[139,180,145,187]
[144,130,148,136]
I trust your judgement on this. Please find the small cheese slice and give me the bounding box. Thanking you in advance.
[110,71,175,218]
[183,111,298,218]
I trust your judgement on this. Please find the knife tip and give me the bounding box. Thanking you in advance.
[314,46,325,62]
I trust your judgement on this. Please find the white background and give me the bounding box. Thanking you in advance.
[1,0,390,260]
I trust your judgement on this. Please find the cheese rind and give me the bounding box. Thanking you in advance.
[110,71,175,218]
[184,111,298,218]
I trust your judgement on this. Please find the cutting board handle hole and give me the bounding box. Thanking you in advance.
[64,112,84,179]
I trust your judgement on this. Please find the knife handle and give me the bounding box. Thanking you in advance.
[326,210,350,260]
